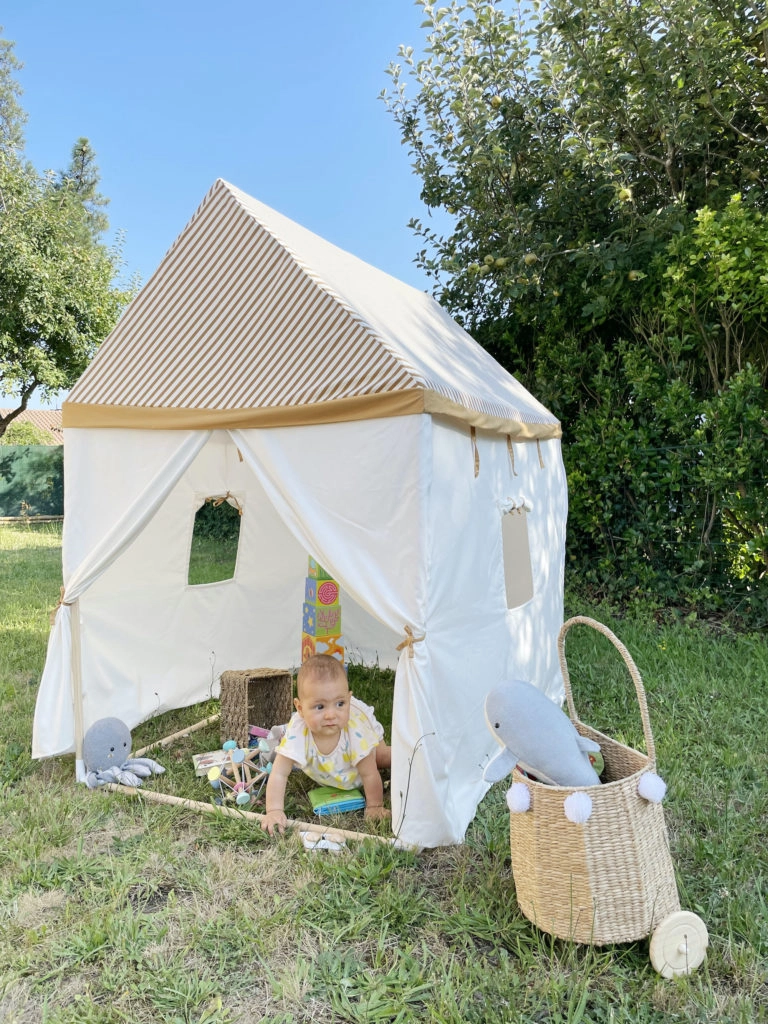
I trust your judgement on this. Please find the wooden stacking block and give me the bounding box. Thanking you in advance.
[316,579,339,606]
[301,633,344,664]
[302,557,344,665]
[302,602,341,636]
[219,668,293,748]
[304,577,340,607]
[308,558,334,580]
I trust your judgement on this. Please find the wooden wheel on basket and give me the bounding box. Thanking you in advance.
[649,911,709,978]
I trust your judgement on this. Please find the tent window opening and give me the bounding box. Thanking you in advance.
[501,503,534,609]
[187,494,242,586]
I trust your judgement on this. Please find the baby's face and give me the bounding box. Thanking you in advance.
[295,672,351,739]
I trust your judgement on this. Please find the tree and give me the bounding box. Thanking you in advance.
[0,35,24,152]
[384,0,768,619]
[0,32,130,439]
[0,419,53,445]
[384,0,768,362]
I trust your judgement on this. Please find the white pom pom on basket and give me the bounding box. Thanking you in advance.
[508,616,708,976]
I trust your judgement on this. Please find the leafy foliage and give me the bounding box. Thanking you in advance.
[0,32,131,438]
[658,194,768,392]
[187,499,243,585]
[0,445,63,516]
[0,419,53,445]
[384,0,768,622]
[190,498,242,542]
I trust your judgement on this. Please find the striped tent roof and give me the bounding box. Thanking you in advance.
[64,179,560,439]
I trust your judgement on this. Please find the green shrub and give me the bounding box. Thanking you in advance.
[190,497,241,541]
[0,445,63,516]
[548,344,767,625]
[0,420,55,445]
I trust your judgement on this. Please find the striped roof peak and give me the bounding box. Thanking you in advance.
[64,179,560,439]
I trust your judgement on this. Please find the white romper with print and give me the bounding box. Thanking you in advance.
[276,696,385,789]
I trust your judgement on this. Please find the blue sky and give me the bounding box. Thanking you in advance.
[2,1,442,407]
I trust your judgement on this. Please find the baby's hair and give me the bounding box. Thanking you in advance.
[296,654,348,700]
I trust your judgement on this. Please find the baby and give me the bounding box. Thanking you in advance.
[261,654,391,835]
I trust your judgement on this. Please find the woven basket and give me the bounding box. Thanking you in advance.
[509,616,680,945]
[219,668,293,748]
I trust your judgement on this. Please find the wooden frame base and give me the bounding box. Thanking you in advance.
[134,713,221,757]
[102,713,409,849]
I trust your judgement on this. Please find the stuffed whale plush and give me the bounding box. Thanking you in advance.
[483,679,601,787]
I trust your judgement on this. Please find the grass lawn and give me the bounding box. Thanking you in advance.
[0,521,766,1023]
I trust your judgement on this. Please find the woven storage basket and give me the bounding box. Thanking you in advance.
[509,616,680,945]
[219,668,293,748]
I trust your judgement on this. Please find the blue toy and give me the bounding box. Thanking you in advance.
[483,679,601,788]
[83,717,165,789]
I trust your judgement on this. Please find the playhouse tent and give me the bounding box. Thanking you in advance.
[32,179,567,848]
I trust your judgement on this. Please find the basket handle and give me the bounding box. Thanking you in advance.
[558,615,655,763]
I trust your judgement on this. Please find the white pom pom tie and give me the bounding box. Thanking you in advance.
[564,790,593,823]
[638,772,667,803]
[506,782,531,813]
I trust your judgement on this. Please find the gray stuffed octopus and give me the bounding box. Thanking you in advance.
[83,717,165,789]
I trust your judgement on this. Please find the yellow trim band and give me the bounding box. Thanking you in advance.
[63,389,562,440]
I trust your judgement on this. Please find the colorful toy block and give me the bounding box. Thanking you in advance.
[302,633,344,663]
[304,576,341,608]
[302,557,344,663]
[308,557,334,581]
[302,602,341,636]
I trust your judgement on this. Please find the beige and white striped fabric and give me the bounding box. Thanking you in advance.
[64,179,561,439]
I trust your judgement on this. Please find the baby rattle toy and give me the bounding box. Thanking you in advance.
[207,739,267,806]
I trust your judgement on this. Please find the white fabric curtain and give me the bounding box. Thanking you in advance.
[33,418,567,848]
[32,431,211,767]
[230,419,459,846]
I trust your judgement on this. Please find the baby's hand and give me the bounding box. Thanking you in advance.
[261,809,288,835]
[364,805,391,821]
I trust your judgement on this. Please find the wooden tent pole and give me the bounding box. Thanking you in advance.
[134,714,220,757]
[101,783,408,847]
[70,598,86,772]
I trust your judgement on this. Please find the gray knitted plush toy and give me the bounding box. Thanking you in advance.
[82,717,165,789]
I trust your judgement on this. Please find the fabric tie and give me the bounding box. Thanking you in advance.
[507,435,518,476]
[470,427,480,478]
[211,491,243,514]
[396,625,425,658]
[50,585,70,625]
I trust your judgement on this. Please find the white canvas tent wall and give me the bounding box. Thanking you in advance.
[32,179,567,848]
